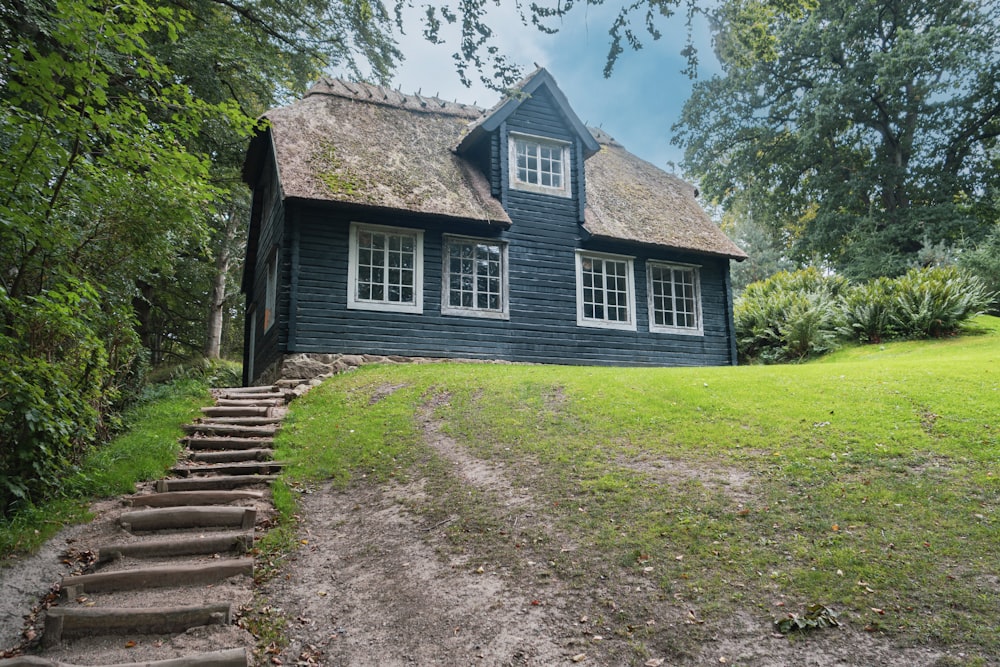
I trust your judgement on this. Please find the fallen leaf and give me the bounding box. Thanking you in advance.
[571,654,587,662]
[645,660,665,667]
[871,608,885,615]
[531,599,541,606]
[832,524,840,532]
[124,641,137,649]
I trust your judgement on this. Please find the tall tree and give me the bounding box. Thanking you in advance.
[0,0,401,511]
[673,0,1000,278]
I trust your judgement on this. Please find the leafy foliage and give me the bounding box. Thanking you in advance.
[890,267,993,339]
[675,0,1000,278]
[737,267,993,363]
[958,225,1000,315]
[0,0,400,516]
[774,604,839,634]
[734,268,847,362]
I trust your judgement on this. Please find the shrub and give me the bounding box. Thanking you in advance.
[735,268,847,363]
[958,227,1000,315]
[890,267,992,338]
[838,277,897,343]
[736,266,991,363]
[0,279,143,516]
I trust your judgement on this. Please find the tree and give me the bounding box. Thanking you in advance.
[0,0,401,512]
[673,0,1000,278]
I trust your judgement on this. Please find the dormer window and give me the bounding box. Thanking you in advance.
[509,133,570,197]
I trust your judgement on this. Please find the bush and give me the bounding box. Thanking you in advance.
[0,279,144,516]
[958,227,1000,315]
[735,268,847,363]
[890,267,992,338]
[838,277,897,343]
[736,266,992,363]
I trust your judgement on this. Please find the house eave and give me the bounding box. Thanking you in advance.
[283,196,513,231]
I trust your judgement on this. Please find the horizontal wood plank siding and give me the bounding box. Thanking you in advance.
[263,85,736,370]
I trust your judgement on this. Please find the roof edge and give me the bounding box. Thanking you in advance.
[457,68,601,157]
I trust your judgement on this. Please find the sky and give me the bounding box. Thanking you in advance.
[383,3,722,174]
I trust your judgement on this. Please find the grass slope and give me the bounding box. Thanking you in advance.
[0,379,209,562]
[276,316,999,658]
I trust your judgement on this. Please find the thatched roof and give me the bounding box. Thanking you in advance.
[584,129,747,259]
[251,76,745,259]
[260,79,510,226]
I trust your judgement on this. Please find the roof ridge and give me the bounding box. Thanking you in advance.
[306,77,485,119]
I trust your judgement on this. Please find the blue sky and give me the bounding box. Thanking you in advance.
[386,3,721,174]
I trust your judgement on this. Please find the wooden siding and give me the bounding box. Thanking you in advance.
[245,154,289,382]
[252,82,737,372]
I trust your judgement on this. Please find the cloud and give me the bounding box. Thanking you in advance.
[331,3,722,171]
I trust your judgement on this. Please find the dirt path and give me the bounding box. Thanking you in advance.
[261,397,955,667]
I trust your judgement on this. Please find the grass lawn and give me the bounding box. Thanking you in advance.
[275,316,999,659]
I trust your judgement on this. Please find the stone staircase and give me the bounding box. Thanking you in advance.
[0,382,301,667]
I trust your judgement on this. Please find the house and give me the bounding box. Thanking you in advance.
[240,68,747,385]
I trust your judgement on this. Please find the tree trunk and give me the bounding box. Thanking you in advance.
[204,209,241,359]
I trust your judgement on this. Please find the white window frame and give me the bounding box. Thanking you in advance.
[575,251,637,331]
[647,261,704,336]
[263,249,277,332]
[508,132,571,198]
[441,235,509,320]
[347,222,424,314]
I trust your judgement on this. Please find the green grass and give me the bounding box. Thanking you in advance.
[0,379,209,562]
[275,315,1000,657]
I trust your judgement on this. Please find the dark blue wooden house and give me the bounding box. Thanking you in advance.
[241,68,746,384]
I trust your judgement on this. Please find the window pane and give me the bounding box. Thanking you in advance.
[354,228,419,306]
[445,239,504,313]
[650,264,698,330]
[580,254,631,324]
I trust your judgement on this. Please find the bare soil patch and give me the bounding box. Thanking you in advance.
[260,399,960,666]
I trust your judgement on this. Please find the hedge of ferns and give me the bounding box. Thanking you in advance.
[735,267,994,363]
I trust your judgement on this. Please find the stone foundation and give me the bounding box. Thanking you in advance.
[253,353,515,392]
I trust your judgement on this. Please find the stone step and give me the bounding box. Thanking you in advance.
[214,397,284,408]
[129,490,266,508]
[183,436,274,450]
[181,423,277,438]
[189,449,273,464]
[120,507,256,532]
[171,462,286,477]
[95,533,253,563]
[42,603,232,647]
[60,560,253,597]
[197,416,283,426]
[200,406,270,418]
[0,648,248,667]
[156,475,278,492]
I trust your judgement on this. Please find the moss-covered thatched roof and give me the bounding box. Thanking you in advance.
[261,79,510,226]
[251,77,745,259]
[584,129,746,259]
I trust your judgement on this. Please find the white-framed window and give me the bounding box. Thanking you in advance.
[441,235,509,319]
[263,250,277,331]
[347,222,423,314]
[647,261,703,335]
[575,251,636,331]
[509,133,571,197]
